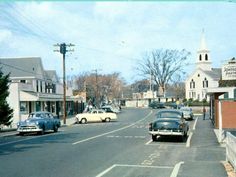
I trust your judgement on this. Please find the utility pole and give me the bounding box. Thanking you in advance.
[54,43,74,124]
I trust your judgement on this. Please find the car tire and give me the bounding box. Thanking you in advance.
[105,118,111,122]
[38,125,45,135]
[152,135,157,141]
[19,132,24,136]
[80,118,87,124]
[54,125,58,132]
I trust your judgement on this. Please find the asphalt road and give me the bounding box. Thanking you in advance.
[0,108,227,177]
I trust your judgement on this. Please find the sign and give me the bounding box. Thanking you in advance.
[222,58,236,80]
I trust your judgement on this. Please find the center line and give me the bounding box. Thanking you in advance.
[72,110,153,145]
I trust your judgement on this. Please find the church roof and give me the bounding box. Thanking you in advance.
[204,68,221,80]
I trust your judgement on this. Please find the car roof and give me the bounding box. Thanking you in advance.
[157,109,182,113]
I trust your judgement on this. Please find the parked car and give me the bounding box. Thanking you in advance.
[101,105,121,114]
[17,111,61,135]
[149,109,189,141]
[180,107,194,120]
[75,109,117,124]
[149,101,165,109]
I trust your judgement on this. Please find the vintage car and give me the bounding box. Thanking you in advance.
[149,101,165,109]
[101,105,121,114]
[17,111,61,135]
[180,107,194,120]
[75,109,117,124]
[149,109,189,141]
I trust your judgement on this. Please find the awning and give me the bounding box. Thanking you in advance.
[20,91,74,101]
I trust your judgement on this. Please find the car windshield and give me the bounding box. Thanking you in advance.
[180,108,191,112]
[28,113,43,119]
[157,111,182,119]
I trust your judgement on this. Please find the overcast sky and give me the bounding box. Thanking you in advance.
[0,1,236,83]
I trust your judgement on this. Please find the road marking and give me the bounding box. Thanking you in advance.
[96,164,173,177]
[72,110,153,145]
[170,161,184,177]
[96,164,116,177]
[193,117,198,130]
[186,132,193,148]
[145,139,153,145]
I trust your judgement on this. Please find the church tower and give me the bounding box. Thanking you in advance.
[196,30,212,71]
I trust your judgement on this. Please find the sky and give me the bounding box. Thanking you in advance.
[0,1,236,84]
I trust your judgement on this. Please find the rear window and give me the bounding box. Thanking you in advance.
[157,111,182,119]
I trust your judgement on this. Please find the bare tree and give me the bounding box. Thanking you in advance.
[137,49,190,96]
[74,72,125,106]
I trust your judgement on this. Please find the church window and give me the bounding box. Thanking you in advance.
[203,78,208,88]
[199,54,202,61]
[198,74,200,77]
[205,54,208,61]
[190,79,195,89]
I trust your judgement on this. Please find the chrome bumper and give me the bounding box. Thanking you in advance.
[149,130,184,136]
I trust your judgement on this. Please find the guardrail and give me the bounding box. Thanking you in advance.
[226,132,236,172]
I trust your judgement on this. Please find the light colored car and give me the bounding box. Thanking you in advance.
[149,109,189,142]
[180,107,194,120]
[75,109,117,124]
[17,111,61,135]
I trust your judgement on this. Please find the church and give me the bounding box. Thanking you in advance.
[185,31,221,101]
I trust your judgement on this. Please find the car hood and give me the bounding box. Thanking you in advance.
[18,118,43,125]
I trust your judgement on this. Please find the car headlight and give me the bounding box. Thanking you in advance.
[35,121,39,125]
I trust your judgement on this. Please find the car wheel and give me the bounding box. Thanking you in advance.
[19,132,24,136]
[80,118,87,124]
[105,118,111,122]
[152,135,157,141]
[38,125,45,135]
[54,125,58,132]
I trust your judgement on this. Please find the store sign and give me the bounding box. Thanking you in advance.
[222,60,236,80]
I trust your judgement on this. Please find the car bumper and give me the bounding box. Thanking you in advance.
[149,130,184,136]
[17,126,42,133]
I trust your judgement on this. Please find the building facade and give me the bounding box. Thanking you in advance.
[185,31,221,101]
[0,57,77,127]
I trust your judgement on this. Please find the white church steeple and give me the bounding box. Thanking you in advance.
[196,30,212,71]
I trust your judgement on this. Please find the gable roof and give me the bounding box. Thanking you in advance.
[45,70,59,82]
[186,67,221,82]
[0,57,58,82]
[204,68,221,80]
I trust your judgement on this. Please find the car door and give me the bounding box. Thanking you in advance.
[90,110,100,122]
[98,110,106,121]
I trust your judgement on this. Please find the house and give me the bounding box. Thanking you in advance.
[206,58,236,141]
[0,57,77,127]
[185,31,221,101]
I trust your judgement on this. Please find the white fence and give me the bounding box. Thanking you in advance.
[226,132,236,172]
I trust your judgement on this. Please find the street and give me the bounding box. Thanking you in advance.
[0,108,227,177]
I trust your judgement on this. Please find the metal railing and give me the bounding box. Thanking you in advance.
[226,132,236,172]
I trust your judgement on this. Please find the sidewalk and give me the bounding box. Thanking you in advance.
[178,115,228,177]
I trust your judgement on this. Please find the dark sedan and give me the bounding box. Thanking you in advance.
[149,109,189,141]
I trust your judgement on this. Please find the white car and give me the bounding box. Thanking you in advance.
[180,107,194,120]
[75,109,117,124]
